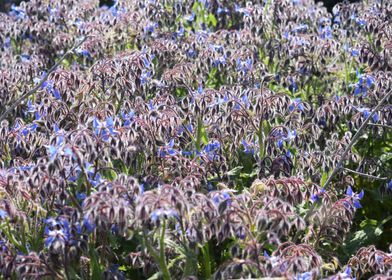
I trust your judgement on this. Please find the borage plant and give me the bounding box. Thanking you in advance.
[0,0,392,279]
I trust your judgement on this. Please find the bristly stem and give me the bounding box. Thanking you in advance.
[368,123,392,130]
[295,90,392,243]
[144,221,171,280]
[0,36,88,123]
[159,220,171,280]
[344,167,388,181]
[322,89,391,190]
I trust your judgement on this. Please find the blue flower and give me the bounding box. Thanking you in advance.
[26,99,36,113]
[187,48,197,58]
[76,192,87,201]
[140,70,151,85]
[92,116,118,140]
[320,26,333,39]
[157,140,177,157]
[346,186,364,209]
[181,150,193,156]
[288,77,298,93]
[236,58,253,74]
[45,136,73,160]
[150,209,178,222]
[241,139,255,154]
[175,26,185,38]
[4,37,11,48]
[148,100,155,111]
[234,4,250,17]
[289,98,304,112]
[186,124,194,134]
[44,218,71,248]
[241,95,250,108]
[292,24,308,33]
[352,72,374,96]
[144,22,158,35]
[372,112,379,122]
[351,49,359,57]
[47,145,59,160]
[311,188,325,203]
[76,49,90,57]
[337,267,356,280]
[83,216,96,233]
[295,271,312,280]
[356,18,366,27]
[10,4,27,19]
[0,209,7,220]
[211,192,231,206]
[121,110,135,126]
[217,7,229,15]
[52,89,61,100]
[204,141,220,154]
[387,180,392,191]
[21,54,30,62]
[185,13,195,22]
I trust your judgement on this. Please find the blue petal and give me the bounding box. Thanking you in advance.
[0,209,7,219]
[358,190,364,199]
[44,236,55,247]
[53,89,61,100]
[388,180,392,190]
[353,199,362,209]
[346,186,353,196]
[310,194,319,202]
[372,113,379,123]
[106,117,114,127]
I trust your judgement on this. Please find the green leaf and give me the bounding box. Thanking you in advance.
[321,171,331,187]
[227,166,243,176]
[89,243,103,279]
[207,13,217,27]
[195,117,208,151]
[240,169,258,179]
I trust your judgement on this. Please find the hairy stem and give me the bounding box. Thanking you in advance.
[0,36,88,123]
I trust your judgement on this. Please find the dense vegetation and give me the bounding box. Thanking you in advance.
[0,0,391,279]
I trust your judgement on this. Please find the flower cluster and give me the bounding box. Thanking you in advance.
[0,0,391,279]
